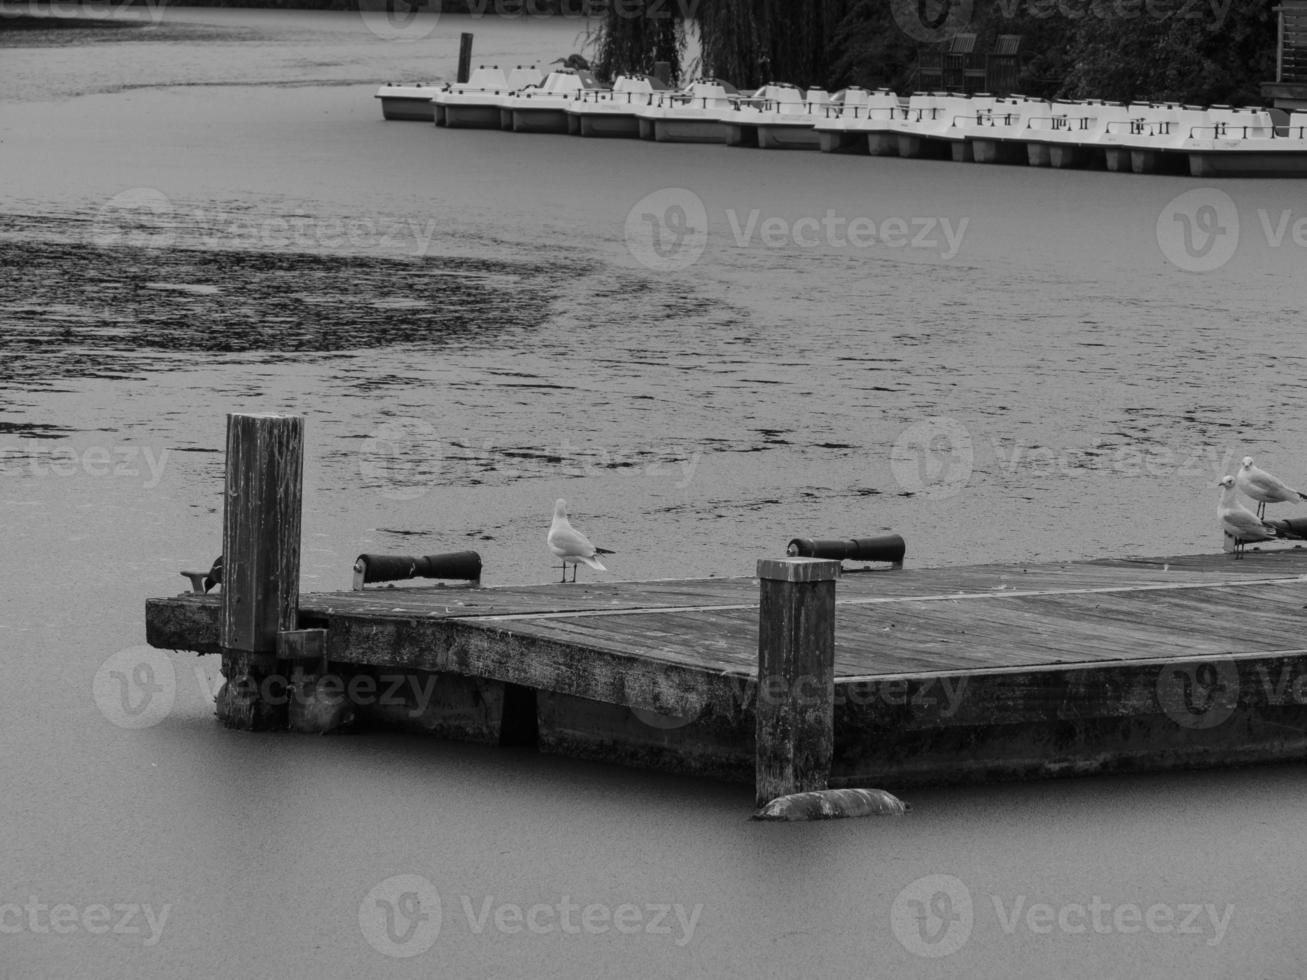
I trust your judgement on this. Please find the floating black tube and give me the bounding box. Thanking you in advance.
[786,535,906,565]
[353,551,482,588]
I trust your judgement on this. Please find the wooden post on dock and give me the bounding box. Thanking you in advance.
[457,32,474,85]
[216,412,305,730]
[755,557,839,808]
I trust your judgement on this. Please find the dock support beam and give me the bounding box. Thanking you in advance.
[216,412,305,730]
[755,557,839,808]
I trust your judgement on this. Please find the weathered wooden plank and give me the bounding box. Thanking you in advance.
[142,556,1307,682]
[146,554,1307,671]
[278,628,327,662]
[834,650,1307,728]
[323,612,745,719]
[536,691,752,783]
[347,668,511,743]
[146,595,221,653]
[832,651,1307,786]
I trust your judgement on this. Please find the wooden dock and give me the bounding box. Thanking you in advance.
[144,413,1307,807]
[147,545,1307,790]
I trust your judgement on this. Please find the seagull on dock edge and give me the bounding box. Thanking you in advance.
[1217,475,1279,558]
[547,498,614,583]
[1237,456,1307,519]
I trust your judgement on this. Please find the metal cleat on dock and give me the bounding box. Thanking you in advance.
[786,534,905,570]
[180,556,223,594]
[352,550,483,590]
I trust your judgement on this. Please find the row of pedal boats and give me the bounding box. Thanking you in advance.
[375,65,1307,177]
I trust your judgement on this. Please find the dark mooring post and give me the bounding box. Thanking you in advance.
[457,32,474,85]
[216,412,305,730]
[755,557,839,808]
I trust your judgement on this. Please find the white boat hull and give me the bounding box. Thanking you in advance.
[1048,145,1086,168]
[757,124,820,150]
[513,107,570,134]
[572,113,640,138]
[376,95,435,122]
[815,129,866,154]
[443,103,502,129]
[972,138,1027,164]
[652,118,728,143]
[1103,146,1131,172]
[725,122,759,147]
[866,133,898,156]
[1188,148,1307,177]
[897,134,952,159]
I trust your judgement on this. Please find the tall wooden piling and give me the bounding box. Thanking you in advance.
[457,32,474,85]
[755,557,839,807]
[216,412,305,730]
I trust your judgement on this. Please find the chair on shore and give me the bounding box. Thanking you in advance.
[983,35,1024,96]
[916,33,976,92]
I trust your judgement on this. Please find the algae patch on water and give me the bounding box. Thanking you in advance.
[0,234,566,385]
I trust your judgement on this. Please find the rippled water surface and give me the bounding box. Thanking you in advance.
[4,7,1307,978]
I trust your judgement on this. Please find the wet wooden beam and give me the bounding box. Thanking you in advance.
[217,412,304,730]
[754,557,839,808]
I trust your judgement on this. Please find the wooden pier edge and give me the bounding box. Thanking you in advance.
[143,413,1307,795]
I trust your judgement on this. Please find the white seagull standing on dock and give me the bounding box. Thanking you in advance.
[548,498,614,583]
[1216,475,1279,558]
[1236,456,1306,519]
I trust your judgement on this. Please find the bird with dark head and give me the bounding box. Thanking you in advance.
[551,54,590,71]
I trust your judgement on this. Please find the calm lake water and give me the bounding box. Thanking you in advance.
[3,5,1307,977]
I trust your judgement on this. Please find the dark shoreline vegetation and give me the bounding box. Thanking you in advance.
[1,0,1276,105]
